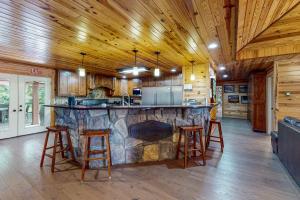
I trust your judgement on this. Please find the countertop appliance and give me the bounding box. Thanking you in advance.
[132,88,142,96]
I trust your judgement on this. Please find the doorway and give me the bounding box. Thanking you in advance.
[0,73,51,139]
[266,74,274,134]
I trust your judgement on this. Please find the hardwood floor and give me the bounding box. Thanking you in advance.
[0,118,299,200]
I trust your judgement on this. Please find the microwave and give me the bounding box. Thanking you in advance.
[132,88,141,96]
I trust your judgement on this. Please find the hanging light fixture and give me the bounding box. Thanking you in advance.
[78,52,86,77]
[190,60,195,81]
[132,49,139,76]
[154,51,160,77]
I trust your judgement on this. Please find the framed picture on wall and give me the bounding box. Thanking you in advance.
[239,85,248,93]
[224,85,235,93]
[228,95,239,103]
[241,96,248,104]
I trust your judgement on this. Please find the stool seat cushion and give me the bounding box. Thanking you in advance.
[46,125,68,132]
[210,119,221,123]
[82,129,110,136]
[179,125,203,131]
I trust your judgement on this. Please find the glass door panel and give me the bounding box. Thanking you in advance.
[0,73,18,139]
[18,76,51,135]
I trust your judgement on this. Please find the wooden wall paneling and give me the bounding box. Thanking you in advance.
[222,82,248,119]
[274,60,300,128]
[182,63,210,103]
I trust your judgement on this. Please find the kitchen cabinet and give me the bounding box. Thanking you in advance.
[111,78,141,96]
[57,70,87,96]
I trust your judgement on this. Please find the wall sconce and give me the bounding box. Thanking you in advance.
[284,91,291,96]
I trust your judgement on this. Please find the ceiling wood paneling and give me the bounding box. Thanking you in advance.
[0,0,234,77]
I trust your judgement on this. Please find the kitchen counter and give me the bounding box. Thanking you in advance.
[45,104,214,110]
[49,104,213,167]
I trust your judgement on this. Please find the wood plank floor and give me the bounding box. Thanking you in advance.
[0,118,299,200]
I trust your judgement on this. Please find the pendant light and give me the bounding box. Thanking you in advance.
[154,51,160,77]
[190,60,195,81]
[132,49,139,76]
[78,52,86,77]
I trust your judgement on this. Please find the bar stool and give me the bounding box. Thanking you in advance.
[176,126,206,168]
[40,126,75,173]
[81,129,112,182]
[206,119,224,152]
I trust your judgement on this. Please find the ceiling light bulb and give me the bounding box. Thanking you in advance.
[122,75,126,79]
[223,74,228,78]
[219,65,226,71]
[208,42,218,49]
[190,74,195,81]
[78,68,86,77]
[154,68,160,77]
[133,67,139,76]
[171,68,176,72]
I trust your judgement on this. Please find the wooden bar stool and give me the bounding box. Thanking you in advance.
[40,126,75,173]
[176,126,206,168]
[81,129,112,182]
[206,119,224,152]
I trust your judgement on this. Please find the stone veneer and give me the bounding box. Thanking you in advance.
[55,107,211,168]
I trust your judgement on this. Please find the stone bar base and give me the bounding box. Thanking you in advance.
[54,107,211,167]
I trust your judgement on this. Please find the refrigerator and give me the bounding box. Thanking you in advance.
[142,86,183,105]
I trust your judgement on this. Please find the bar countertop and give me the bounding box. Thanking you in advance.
[45,104,215,110]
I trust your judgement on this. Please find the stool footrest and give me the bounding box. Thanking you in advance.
[210,136,221,139]
[46,143,62,150]
[209,139,221,143]
[45,153,53,158]
[56,147,70,154]
[86,157,107,161]
[88,149,106,155]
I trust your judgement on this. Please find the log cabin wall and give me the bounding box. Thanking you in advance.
[221,82,248,119]
[274,60,300,129]
[182,64,210,103]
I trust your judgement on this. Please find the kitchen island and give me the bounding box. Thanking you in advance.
[46,104,213,167]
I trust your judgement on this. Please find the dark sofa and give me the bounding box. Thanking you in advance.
[278,117,300,187]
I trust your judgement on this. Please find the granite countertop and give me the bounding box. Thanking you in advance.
[44,104,216,110]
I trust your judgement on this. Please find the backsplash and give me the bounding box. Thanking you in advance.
[55,87,121,104]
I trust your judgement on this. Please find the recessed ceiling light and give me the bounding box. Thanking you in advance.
[208,42,218,49]
[171,68,176,72]
[219,65,226,71]
[223,74,228,78]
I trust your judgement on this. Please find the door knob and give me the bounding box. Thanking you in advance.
[19,109,23,112]
[13,109,17,112]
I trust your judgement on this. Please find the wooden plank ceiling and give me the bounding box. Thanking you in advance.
[219,0,300,81]
[0,0,234,77]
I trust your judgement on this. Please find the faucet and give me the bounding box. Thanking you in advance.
[122,95,130,106]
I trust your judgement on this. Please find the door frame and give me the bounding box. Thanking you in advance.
[0,73,19,139]
[266,72,274,134]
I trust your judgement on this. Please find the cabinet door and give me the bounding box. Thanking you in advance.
[58,71,70,96]
[78,76,87,96]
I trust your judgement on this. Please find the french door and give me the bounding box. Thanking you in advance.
[0,73,51,139]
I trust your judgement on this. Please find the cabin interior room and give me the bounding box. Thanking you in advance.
[1,0,300,199]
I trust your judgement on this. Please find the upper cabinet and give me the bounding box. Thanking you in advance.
[111,78,142,96]
[57,70,87,96]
